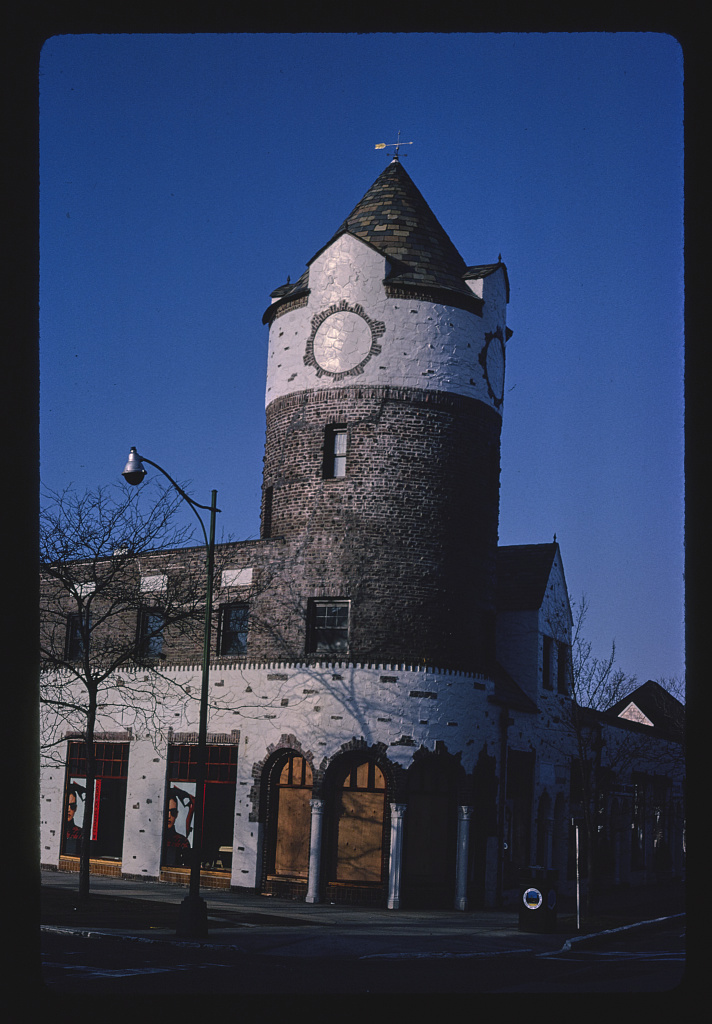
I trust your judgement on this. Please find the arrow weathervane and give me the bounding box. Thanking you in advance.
[375,130,413,160]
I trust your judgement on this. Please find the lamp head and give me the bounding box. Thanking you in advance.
[122,447,147,485]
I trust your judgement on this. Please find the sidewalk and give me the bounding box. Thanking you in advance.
[40,870,685,960]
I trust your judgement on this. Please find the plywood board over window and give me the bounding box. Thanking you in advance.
[273,755,313,878]
[336,761,386,883]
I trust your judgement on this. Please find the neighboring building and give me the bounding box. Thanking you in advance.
[39,157,684,909]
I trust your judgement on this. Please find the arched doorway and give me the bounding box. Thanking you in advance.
[324,755,390,905]
[262,750,314,898]
[401,754,459,908]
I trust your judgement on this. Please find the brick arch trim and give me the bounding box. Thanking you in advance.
[248,733,316,823]
[316,737,406,801]
[408,743,469,803]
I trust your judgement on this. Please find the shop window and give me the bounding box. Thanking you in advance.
[324,425,347,479]
[163,744,238,871]
[218,602,249,656]
[307,599,350,655]
[62,741,129,860]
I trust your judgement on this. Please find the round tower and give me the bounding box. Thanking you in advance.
[260,158,510,674]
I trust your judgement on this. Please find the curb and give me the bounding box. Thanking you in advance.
[556,913,685,953]
[41,924,248,952]
[41,924,543,959]
[41,911,685,959]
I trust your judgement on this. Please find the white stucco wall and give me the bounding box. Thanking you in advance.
[121,736,170,878]
[265,233,508,412]
[40,762,66,866]
[40,661,500,885]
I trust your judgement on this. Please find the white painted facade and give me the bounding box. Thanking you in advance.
[266,232,508,414]
[40,661,501,892]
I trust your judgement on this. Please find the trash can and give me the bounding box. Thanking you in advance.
[518,866,558,932]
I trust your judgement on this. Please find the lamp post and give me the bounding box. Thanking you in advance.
[122,446,219,938]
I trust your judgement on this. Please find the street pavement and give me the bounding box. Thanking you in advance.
[40,870,685,961]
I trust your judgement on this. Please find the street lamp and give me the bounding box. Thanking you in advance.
[122,447,220,938]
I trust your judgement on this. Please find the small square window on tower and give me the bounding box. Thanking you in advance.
[307,599,350,654]
[324,425,347,479]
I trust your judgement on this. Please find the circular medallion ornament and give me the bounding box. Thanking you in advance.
[479,326,506,407]
[304,301,385,380]
[522,887,543,910]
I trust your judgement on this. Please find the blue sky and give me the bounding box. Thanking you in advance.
[39,32,684,686]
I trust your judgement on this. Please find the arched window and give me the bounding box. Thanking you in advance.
[333,759,387,884]
[267,753,313,881]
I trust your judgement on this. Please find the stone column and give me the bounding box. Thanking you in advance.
[305,798,325,904]
[455,806,473,911]
[387,803,407,910]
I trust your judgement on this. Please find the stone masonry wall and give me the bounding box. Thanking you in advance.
[257,385,502,673]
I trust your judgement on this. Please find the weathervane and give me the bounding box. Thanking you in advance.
[375,130,413,160]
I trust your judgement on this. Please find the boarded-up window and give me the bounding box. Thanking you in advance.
[335,761,386,883]
[272,754,313,879]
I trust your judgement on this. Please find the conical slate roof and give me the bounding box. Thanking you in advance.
[265,159,484,322]
[324,157,470,294]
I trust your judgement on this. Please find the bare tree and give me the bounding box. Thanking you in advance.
[40,481,213,899]
[568,595,634,712]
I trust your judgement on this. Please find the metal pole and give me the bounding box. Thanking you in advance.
[177,489,217,938]
[122,451,221,939]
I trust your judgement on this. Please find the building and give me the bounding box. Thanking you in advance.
[39,157,684,910]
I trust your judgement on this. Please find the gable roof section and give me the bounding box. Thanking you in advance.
[464,263,510,303]
[496,543,559,612]
[607,680,685,740]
